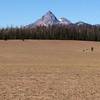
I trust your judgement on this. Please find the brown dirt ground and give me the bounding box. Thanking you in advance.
[0,40,100,100]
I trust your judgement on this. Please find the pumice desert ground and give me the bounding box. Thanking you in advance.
[0,40,100,100]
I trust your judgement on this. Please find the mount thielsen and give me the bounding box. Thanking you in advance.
[26,11,99,28]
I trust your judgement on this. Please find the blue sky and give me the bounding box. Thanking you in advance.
[0,0,100,27]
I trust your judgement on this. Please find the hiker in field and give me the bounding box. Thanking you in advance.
[91,47,94,52]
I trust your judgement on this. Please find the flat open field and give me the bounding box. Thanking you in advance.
[0,40,100,100]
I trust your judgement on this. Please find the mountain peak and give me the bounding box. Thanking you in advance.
[40,11,59,26]
[42,11,57,20]
[26,11,71,28]
[46,10,53,15]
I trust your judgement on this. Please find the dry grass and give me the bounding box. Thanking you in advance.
[0,40,100,100]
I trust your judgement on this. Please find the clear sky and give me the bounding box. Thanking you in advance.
[0,0,100,27]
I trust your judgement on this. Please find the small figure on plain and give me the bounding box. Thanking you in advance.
[91,47,94,52]
[83,50,85,52]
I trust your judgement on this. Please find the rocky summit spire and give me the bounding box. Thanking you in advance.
[46,10,53,15]
[41,11,59,25]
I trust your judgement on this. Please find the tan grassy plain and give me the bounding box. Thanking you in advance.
[0,40,100,100]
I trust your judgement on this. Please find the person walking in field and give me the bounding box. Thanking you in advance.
[91,47,94,52]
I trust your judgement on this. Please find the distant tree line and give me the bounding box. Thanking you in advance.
[0,24,100,41]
